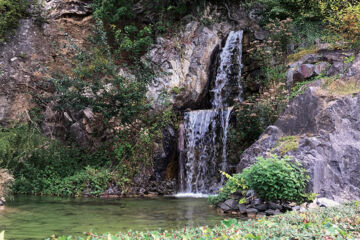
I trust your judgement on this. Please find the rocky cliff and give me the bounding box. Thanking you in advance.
[0,0,92,125]
[238,75,360,202]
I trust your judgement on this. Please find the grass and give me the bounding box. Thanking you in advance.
[45,202,360,240]
[323,77,360,96]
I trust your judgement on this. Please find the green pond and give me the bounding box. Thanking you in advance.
[0,195,232,240]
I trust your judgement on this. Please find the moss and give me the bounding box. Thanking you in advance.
[171,86,182,95]
[271,136,299,156]
[287,47,319,62]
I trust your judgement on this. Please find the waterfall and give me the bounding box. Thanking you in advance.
[212,30,244,109]
[177,30,243,195]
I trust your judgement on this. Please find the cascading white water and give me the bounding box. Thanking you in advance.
[177,30,243,196]
[212,30,244,109]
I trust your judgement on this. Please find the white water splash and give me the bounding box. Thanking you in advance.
[212,30,244,109]
[179,30,243,195]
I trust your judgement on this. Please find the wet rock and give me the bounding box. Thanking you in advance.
[246,208,258,214]
[255,203,268,211]
[268,201,283,210]
[220,199,239,212]
[265,209,275,216]
[316,198,340,208]
[238,204,247,214]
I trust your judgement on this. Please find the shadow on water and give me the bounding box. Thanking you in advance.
[0,195,241,240]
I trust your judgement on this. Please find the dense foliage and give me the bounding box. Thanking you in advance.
[242,155,309,201]
[0,0,27,42]
[209,155,309,205]
[51,202,360,239]
[0,124,116,196]
[92,0,206,60]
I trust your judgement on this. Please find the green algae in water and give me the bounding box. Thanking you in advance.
[0,195,229,240]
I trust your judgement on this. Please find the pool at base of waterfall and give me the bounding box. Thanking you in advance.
[0,195,237,240]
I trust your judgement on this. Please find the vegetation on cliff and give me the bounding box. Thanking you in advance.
[0,0,27,42]
[1,0,360,198]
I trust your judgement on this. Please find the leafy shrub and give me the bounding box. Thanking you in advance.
[242,155,309,201]
[47,23,150,124]
[319,0,360,46]
[257,0,322,22]
[0,124,115,196]
[208,171,247,205]
[228,91,286,159]
[0,0,27,42]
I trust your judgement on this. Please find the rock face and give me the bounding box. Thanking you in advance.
[286,49,358,89]
[238,78,360,202]
[146,21,232,110]
[0,0,93,124]
[0,169,14,202]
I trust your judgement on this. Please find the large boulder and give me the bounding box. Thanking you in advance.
[145,21,232,110]
[238,78,360,202]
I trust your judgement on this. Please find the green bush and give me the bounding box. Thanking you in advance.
[0,0,27,42]
[0,124,115,196]
[208,172,247,205]
[242,155,309,201]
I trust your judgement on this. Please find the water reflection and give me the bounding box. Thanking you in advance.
[0,195,234,240]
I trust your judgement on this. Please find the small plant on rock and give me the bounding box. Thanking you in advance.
[208,171,247,205]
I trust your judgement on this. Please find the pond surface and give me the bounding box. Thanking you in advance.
[0,195,231,240]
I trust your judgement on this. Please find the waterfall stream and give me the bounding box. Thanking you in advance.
[178,30,243,195]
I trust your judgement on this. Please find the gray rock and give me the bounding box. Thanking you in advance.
[146,21,232,110]
[308,202,318,209]
[274,209,282,215]
[219,199,239,212]
[292,206,301,211]
[238,82,360,202]
[254,30,269,41]
[314,62,330,75]
[246,208,258,214]
[316,198,340,208]
[246,190,256,198]
[255,203,268,211]
[238,204,247,214]
[265,209,275,216]
[299,64,315,79]
[70,122,90,148]
[268,201,283,210]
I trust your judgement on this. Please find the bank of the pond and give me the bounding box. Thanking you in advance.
[53,202,360,240]
[0,195,233,240]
